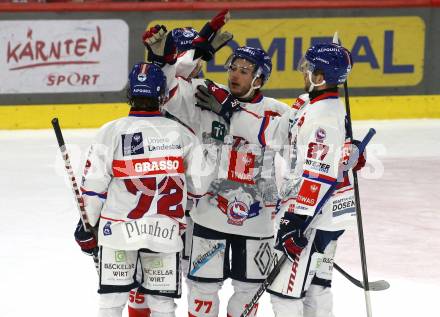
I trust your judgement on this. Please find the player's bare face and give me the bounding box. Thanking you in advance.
[227,58,256,97]
[304,71,325,92]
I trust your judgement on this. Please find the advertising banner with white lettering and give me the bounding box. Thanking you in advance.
[0,19,129,94]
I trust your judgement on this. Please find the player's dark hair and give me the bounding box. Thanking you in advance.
[126,86,160,111]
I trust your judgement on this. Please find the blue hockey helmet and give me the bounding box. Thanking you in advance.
[299,43,353,85]
[225,46,272,85]
[128,62,166,99]
[171,27,198,53]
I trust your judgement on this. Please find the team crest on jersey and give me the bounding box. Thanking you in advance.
[122,132,144,156]
[103,221,112,236]
[226,198,249,226]
[315,128,327,142]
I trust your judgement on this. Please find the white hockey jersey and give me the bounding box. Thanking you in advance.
[231,90,357,231]
[81,110,214,252]
[163,61,290,237]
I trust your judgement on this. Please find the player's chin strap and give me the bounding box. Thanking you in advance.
[238,75,262,100]
[307,71,326,92]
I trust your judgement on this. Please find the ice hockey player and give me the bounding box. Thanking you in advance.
[225,42,361,317]
[164,26,202,276]
[74,62,215,317]
[142,10,291,317]
[126,26,203,317]
[265,43,353,317]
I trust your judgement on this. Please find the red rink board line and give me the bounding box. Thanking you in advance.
[0,0,439,12]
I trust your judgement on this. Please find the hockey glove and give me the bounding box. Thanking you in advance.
[275,213,308,262]
[195,79,241,123]
[74,218,98,257]
[142,24,177,67]
[192,9,233,61]
[352,139,367,172]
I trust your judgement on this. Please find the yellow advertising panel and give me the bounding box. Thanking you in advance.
[148,17,425,89]
[2,94,440,129]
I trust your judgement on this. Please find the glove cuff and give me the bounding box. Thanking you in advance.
[281,212,306,230]
[192,41,215,62]
[198,22,217,42]
[147,52,177,67]
[75,237,97,251]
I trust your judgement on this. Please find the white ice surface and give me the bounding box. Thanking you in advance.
[0,119,439,317]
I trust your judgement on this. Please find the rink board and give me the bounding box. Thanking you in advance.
[1,94,439,129]
[1,4,440,105]
[1,2,439,128]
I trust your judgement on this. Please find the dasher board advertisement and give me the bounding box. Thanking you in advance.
[148,16,425,90]
[0,19,129,94]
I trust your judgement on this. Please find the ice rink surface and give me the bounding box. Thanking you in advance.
[1,119,439,317]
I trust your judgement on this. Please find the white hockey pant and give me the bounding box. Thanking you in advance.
[270,284,334,317]
[98,292,129,317]
[270,294,303,317]
[147,294,176,317]
[187,280,222,317]
[303,284,334,317]
[227,280,261,317]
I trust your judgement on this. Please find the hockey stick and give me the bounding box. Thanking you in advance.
[333,263,390,291]
[344,81,374,317]
[240,128,376,317]
[51,118,99,268]
[333,31,378,317]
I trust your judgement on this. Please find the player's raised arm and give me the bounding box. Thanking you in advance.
[192,9,233,61]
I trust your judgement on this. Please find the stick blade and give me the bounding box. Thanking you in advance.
[334,263,389,291]
[369,280,390,291]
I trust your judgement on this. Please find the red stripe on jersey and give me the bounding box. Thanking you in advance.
[188,191,204,199]
[100,215,125,222]
[250,92,263,103]
[303,170,337,183]
[309,92,339,104]
[333,187,354,195]
[176,75,191,82]
[177,51,187,59]
[263,110,281,117]
[112,156,184,178]
[129,110,162,116]
[240,107,262,119]
[168,85,178,100]
[281,197,296,204]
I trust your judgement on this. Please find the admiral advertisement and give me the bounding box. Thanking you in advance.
[0,19,129,94]
[148,16,425,90]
